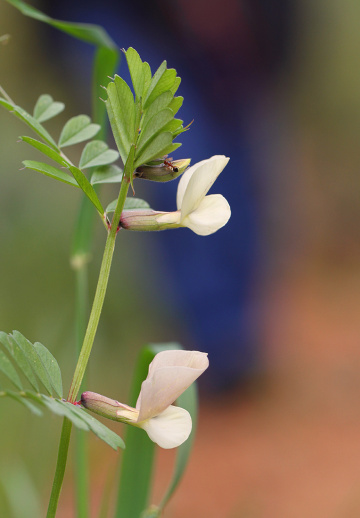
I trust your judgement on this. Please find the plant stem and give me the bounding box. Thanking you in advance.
[67,177,130,404]
[74,265,90,518]
[46,170,131,518]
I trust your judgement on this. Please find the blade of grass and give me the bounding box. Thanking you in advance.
[115,343,185,518]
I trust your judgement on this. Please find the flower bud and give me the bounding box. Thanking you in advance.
[81,391,124,421]
[120,209,181,231]
[134,159,190,182]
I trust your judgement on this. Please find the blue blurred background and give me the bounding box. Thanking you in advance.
[2,0,360,517]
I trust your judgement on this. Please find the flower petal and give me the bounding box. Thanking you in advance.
[136,350,209,422]
[182,194,231,236]
[155,210,182,225]
[116,403,139,423]
[176,157,213,209]
[177,155,229,218]
[139,405,192,449]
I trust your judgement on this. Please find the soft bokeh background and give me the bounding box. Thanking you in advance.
[2,0,360,516]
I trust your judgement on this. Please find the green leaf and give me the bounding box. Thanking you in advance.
[115,343,187,518]
[41,396,90,431]
[20,137,68,167]
[126,47,149,99]
[73,405,125,450]
[144,68,177,109]
[106,197,150,213]
[22,160,79,187]
[33,94,65,122]
[162,118,183,135]
[33,342,62,398]
[6,0,117,49]
[11,331,54,396]
[58,115,101,148]
[79,140,119,169]
[142,62,152,98]
[0,388,124,450]
[106,76,135,163]
[134,132,173,169]
[168,96,183,116]
[68,165,104,214]
[140,91,173,131]
[114,342,197,518]
[143,61,172,109]
[91,164,123,185]
[0,333,40,392]
[170,76,181,95]
[158,383,198,512]
[0,98,58,150]
[115,346,157,518]
[137,109,174,154]
[0,349,23,390]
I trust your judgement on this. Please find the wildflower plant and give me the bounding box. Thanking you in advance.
[0,1,231,517]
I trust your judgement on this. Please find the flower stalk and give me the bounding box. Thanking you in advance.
[47,161,132,517]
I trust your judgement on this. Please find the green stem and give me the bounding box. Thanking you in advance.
[67,177,130,404]
[46,170,131,518]
[74,265,90,518]
[46,418,73,518]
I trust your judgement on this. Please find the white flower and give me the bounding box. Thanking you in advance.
[120,155,231,236]
[81,350,209,449]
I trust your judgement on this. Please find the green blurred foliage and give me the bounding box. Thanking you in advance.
[0,3,187,514]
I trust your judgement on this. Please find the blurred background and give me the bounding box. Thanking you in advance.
[2,0,360,516]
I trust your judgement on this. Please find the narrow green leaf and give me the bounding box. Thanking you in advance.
[41,396,89,431]
[162,118,183,135]
[144,68,177,109]
[58,115,101,148]
[158,141,182,158]
[137,109,174,154]
[158,383,198,511]
[141,91,173,131]
[11,331,53,396]
[33,342,63,398]
[105,93,127,164]
[134,132,173,169]
[68,165,104,214]
[142,62,152,98]
[106,197,150,213]
[0,349,23,390]
[72,406,125,450]
[22,160,79,187]
[0,333,40,392]
[79,140,119,169]
[33,94,65,122]
[115,343,184,518]
[143,61,167,108]
[5,390,43,416]
[115,342,195,517]
[168,96,183,116]
[115,347,157,518]
[6,0,117,48]
[0,98,58,150]
[170,76,181,95]
[20,137,68,167]
[91,164,123,185]
[105,76,135,163]
[126,47,147,99]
